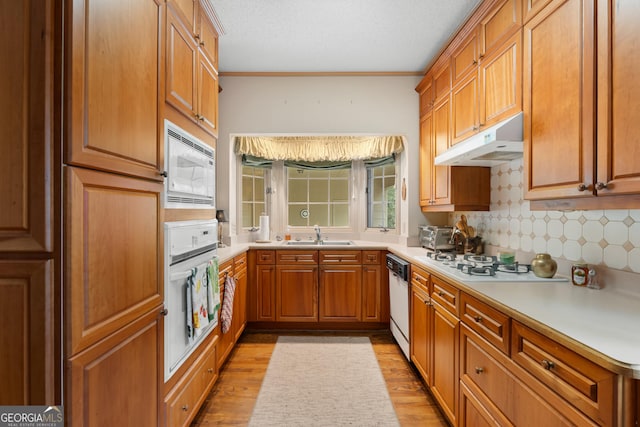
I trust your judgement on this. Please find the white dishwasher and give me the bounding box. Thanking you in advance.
[386,254,410,360]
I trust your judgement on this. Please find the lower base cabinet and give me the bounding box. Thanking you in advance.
[164,335,218,427]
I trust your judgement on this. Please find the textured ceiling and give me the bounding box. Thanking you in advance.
[210,0,483,73]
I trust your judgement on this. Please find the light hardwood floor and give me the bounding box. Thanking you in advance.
[191,330,448,426]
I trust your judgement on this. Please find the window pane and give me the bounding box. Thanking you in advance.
[242,176,253,201]
[370,203,384,227]
[288,204,308,226]
[254,177,264,202]
[242,202,253,227]
[373,179,383,201]
[331,204,349,226]
[367,163,396,229]
[331,169,349,178]
[308,170,328,178]
[288,180,308,203]
[330,181,349,202]
[308,205,328,226]
[383,165,395,175]
[309,180,328,202]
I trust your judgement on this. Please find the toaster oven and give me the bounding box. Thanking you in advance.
[419,226,454,251]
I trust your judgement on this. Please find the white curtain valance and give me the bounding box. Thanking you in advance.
[234,135,404,162]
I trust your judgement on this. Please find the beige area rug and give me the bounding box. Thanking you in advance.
[248,336,400,427]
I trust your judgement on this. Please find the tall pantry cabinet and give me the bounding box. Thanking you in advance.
[0,1,60,406]
[64,0,164,425]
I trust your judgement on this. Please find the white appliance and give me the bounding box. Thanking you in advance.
[163,120,215,209]
[386,253,411,361]
[434,112,524,167]
[164,219,218,382]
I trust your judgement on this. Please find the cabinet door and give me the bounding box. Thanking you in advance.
[596,0,640,196]
[452,27,479,85]
[197,52,218,137]
[198,6,218,70]
[233,254,247,341]
[419,113,434,207]
[67,309,161,427]
[319,265,362,322]
[523,0,595,200]
[452,70,480,144]
[276,265,318,322]
[0,260,55,405]
[480,30,522,128]
[418,73,434,116]
[432,97,451,206]
[431,302,459,426]
[66,0,162,181]
[255,265,276,321]
[169,0,197,35]
[362,264,382,322]
[480,0,522,56]
[0,1,54,252]
[166,5,198,122]
[410,286,432,385]
[433,62,452,105]
[65,167,162,355]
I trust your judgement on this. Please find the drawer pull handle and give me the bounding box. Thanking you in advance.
[181,405,189,412]
[160,308,168,316]
[438,291,444,297]
[474,315,482,323]
[475,367,484,374]
[207,368,214,374]
[541,359,555,370]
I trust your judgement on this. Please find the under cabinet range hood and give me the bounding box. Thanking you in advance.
[434,112,524,167]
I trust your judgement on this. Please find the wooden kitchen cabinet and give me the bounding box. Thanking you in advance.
[410,265,432,385]
[452,68,480,144]
[251,250,277,322]
[319,250,362,322]
[523,0,596,202]
[67,309,162,427]
[65,167,163,355]
[65,0,163,181]
[276,250,318,322]
[166,1,219,138]
[480,0,522,57]
[418,113,434,208]
[452,27,480,87]
[430,275,460,426]
[362,251,388,323]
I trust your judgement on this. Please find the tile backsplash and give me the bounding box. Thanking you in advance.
[452,159,640,274]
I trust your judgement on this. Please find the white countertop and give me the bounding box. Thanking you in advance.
[217,240,640,378]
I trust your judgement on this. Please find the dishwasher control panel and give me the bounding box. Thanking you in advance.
[386,253,409,281]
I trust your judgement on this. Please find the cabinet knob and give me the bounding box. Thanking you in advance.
[474,367,484,374]
[473,126,479,131]
[160,308,168,316]
[194,33,200,40]
[595,181,608,190]
[479,53,485,59]
[541,359,555,370]
[200,41,205,47]
[577,183,589,192]
[472,60,478,65]
[474,315,482,323]
[438,291,444,297]
[181,405,189,412]
[198,116,205,122]
[207,368,214,374]
[195,113,201,120]
[159,170,168,178]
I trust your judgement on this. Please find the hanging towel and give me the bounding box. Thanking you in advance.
[191,265,210,337]
[221,275,236,334]
[206,258,221,324]
[186,269,194,342]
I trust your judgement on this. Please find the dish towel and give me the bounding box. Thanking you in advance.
[206,258,221,324]
[221,275,236,334]
[191,266,210,337]
[186,272,194,342]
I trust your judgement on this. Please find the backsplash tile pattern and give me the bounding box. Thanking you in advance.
[452,159,640,273]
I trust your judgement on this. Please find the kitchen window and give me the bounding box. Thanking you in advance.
[241,164,269,228]
[367,161,395,229]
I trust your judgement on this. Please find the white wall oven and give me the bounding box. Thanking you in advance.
[163,120,215,209]
[164,220,218,382]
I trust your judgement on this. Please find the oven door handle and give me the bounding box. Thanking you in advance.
[170,270,194,281]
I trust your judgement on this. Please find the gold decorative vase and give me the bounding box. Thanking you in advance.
[531,253,557,278]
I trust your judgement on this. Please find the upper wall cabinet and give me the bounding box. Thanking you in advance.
[525,0,640,209]
[166,0,219,138]
[65,0,163,182]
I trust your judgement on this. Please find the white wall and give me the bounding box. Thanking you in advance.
[216,75,447,244]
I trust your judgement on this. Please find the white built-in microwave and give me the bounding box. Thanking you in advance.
[163,120,215,209]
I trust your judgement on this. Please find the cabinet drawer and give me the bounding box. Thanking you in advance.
[319,250,361,264]
[218,259,233,286]
[276,250,318,265]
[256,250,275,265]
[461,292,510,355]
[431,275,459,316]
[511,321,615,426]
[461,325,597,426]
[410,265,430,293]
[362,250,381,265]
[233,253,247,274]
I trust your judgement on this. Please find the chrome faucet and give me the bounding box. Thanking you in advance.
[314,224,322,243]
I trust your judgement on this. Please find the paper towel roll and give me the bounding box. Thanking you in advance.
[258,214,270,241]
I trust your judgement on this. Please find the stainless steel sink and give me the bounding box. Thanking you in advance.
[285,240,354,246]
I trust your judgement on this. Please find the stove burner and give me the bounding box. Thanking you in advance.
[494,262,531,274]
[458,264,496,276]
[426,251,457,262]
[463,254,497,264]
